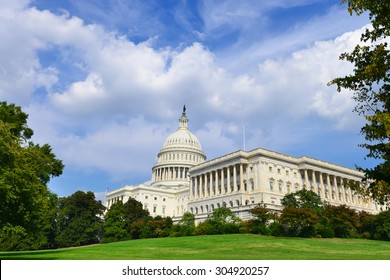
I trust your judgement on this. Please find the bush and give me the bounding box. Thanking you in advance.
[268,222,283,237]
[372,210,390,241]
[316,224,334,238]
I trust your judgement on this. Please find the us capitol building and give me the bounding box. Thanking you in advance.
[106,107,380,221]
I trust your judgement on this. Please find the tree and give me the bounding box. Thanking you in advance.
[281,189,323,213]
[56,191,105,247]
[196,205,241,235]
[371,210,390,241]
[0,101,64,250]
[171,212,196,237]
[322,204,360,238]
[329,0,390,205]
[102,201,129,243]
[280,207,319,237]
[122,197,150,239]
[248,203,274,235]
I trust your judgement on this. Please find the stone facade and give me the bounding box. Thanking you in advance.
[188,148,380,222]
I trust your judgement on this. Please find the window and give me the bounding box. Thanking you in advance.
[269,180,274,191]
[153,205,157,213]
[154,197,157,201]
[278,181,283,192]
[269,166,273,172]
[145,195,148,199]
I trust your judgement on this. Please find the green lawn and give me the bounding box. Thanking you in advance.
[1,234,390,260]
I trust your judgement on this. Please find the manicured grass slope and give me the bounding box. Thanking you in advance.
[1,234,390,260]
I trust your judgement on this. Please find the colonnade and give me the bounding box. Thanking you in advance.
[152,166,190,183]
[190,163,252,200]
[300,169,364,205]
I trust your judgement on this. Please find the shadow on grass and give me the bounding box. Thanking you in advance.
[0,248,77,260]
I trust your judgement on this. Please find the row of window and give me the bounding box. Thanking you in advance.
[268,166,298,178]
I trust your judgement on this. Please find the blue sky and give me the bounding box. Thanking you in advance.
[0,0,376,203]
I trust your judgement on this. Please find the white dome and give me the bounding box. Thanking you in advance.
[151,108,206,186]
[163,125,203,152]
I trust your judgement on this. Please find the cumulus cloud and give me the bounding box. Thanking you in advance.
[1,0,374,193]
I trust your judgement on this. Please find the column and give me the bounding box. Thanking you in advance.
[304,169,309,189]
[233,164,237,192]
[221,168,225,194]
[227,167,231,193]
[347,183,353,205]
[194,176,198,200]
[239,163,244,193]
[210,171,214,196]
[190,177,194,200]
[326,174,332,200]
[254,163,258,191]
[312,170,318,194]
[334,176,339,201]
[199,174,203,199]
[319,172,325,199]
[215,170,219,195]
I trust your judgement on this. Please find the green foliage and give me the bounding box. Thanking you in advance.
[249,203,272,224]
[329,0,390,205]
[102,198,150,241]
[281,189,323,213]
[280,207,319,237]
[195,206,241,235]
[371,210,390,241]
[0,101,63,251]
[358,210,376,238]
[141,216,173,239]
[323,204,360,238]
[171,212,196,237]
[0,101,33,141]
[102,201,129,243]
[208,205,241,224]
[55,191,105,247]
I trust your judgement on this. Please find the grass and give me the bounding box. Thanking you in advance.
[1,234,390,260]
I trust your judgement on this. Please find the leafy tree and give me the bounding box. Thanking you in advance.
[358,210,376,238]
[0,101,33,140]
[196,205,241,235]
[329,0,390,205]
[102,201,129,243]
[371,210,390,241]
[171,212,196,237]
[141,216,173,238]
[122,197,150,239]
[322,204,360,238]
[281,189,323,213]
[248,203,274,235]
[280,207,319,237]
[0,102,63,250]
[56,191,105,247]
[249,203,272,224]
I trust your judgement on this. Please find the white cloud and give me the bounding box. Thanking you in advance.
[1,1,374,189]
